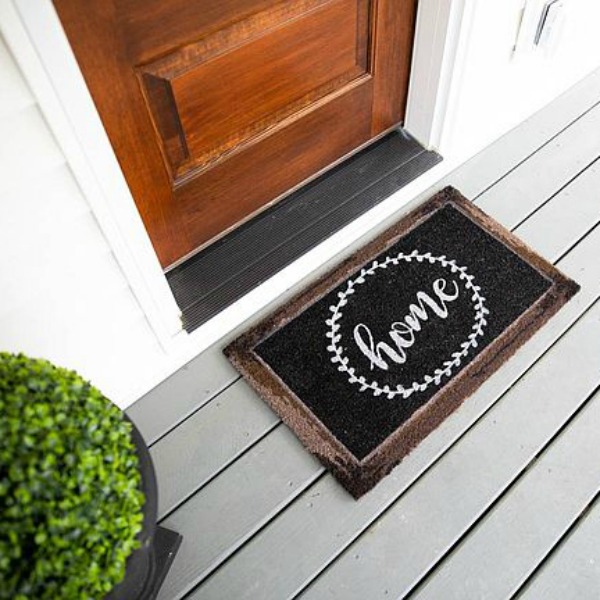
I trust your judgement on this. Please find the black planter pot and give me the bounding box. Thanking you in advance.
[105,419,181,600]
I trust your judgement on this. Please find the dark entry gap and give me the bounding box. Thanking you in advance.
[167,129,442,332]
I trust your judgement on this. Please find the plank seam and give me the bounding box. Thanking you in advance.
[157,420,282,523]
[555,216,600,266]
[179,468,327,600]
[147,374,242,449]
[510,155,600,233]
[511,486,600,599]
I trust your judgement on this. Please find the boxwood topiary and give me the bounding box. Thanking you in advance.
[0,352,145,599]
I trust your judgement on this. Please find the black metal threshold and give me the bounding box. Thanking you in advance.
[167,129,441,332]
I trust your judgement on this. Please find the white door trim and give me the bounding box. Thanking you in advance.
[2,0,470,354]
[2,0,182,349]
[405,0,472,152]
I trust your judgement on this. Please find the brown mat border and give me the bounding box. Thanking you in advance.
[225,187,580,498]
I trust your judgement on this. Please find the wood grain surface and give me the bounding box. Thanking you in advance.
[53,0,417,267]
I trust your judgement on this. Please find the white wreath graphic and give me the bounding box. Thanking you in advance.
[325,250,489,400]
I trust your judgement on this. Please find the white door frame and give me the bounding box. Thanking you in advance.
[2,0,471,355]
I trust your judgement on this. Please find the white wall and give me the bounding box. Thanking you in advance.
[442,0,600,158]
[0,36,169,408]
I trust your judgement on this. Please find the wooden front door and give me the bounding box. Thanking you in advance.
[53,0,417,269]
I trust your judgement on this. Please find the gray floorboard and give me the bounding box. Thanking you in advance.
[151,382,279,519]
[475,101,600,228]
[157,427,321,600]
[127,346,239,446]
[518,496,600,599]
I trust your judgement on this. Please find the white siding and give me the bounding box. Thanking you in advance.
[0,36,166,408]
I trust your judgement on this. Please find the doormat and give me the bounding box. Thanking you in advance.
[225,187,579,498]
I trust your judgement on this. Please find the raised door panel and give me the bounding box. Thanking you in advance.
[139,0,369,180]
[176,81,374,246]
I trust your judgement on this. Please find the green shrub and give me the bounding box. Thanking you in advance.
[0,352,145,599]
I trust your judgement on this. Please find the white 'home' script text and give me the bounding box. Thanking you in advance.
[353,278,460,371]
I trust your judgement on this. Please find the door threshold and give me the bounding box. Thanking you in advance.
[167,129,441,332]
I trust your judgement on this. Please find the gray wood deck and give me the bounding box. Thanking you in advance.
[127,67,600,600]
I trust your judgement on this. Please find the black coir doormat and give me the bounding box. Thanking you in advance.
[225,187,579,498]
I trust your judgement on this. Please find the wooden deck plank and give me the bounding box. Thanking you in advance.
[126,69,600,446]
[413,387,600,600]
[157,426,322,600]
[127,345,239,445]
[475,101,600,229]
[516,159,600,259]
[297,302,600,600]
[519,498,600,599]
[185,222,600,599]
[151,382,279,519]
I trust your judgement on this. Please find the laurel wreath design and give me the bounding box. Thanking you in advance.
[325,251,489,400]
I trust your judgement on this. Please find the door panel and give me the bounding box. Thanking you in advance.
[176,79,373,246]
[139,0,369,180]
[121,0,286,62]
[54,0,417,268]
